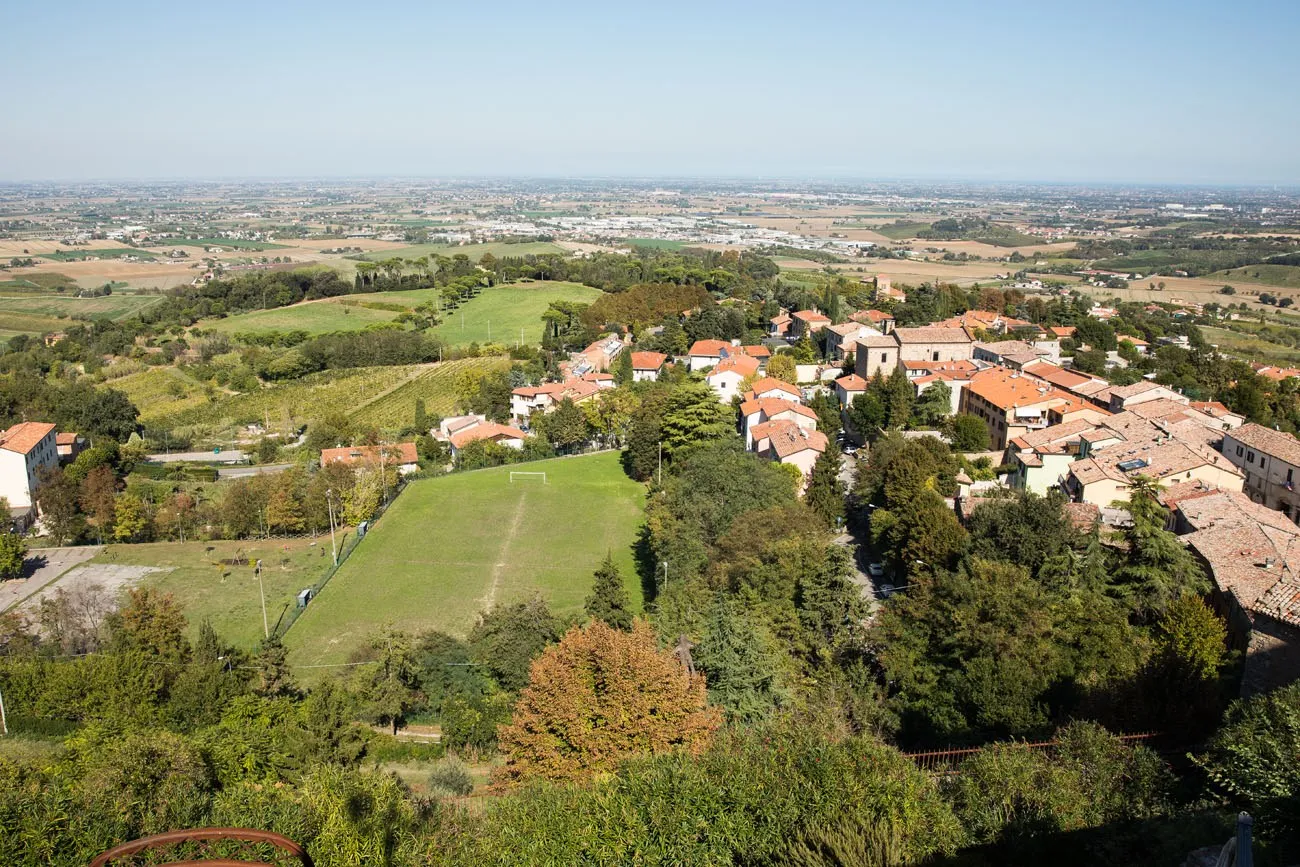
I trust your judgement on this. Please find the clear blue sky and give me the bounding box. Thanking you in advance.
[4,0,1298,184]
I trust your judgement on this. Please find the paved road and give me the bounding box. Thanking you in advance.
[832,452,881,613]
[147,449,247,464]
[0,545,103,614]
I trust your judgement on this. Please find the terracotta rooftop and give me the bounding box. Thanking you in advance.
[852,309,894,324]
[894,326,973,345]
[321,442,418,466]
[975,339,1046,357]
[55,432,80,445]
[740,397,818,424]
[747,377,801,399]
[857,334,899,349]
[1050,326,1077,338]
[835,374,869,391]
[1108,381,1171,400]
[792,309,831,323]
[0,422,56,455]
[1021,360,1099,391]
[688,339,733,357]
[1227,423,1300,467]
[708,355,761,378]
[1009,418,1098,452]
[630,351,668,370]
[966,368,1072,411]
[450,422,527,449]
[766,422,829,459]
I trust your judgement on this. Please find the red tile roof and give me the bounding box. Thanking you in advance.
[450,422,527,449]
[767,422,829,459]
[740,397,818,423]
[792,309,831,323]
[321,442,418,466]
[836,374,869,391]
[708,355,761,378]
[0,422,56,455]
[55,432,79,445]
[747,377,801,399]
[688,339,733,357]
[630,351,667,370]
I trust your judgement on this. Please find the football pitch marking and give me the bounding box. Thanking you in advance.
[480,491,529,611]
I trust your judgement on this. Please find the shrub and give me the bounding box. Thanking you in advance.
[427,755,474,797]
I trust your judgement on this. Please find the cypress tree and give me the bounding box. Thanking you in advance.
[805,448,845,527]
[585,553,633,631]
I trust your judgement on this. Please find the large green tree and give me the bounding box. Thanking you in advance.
[585,553,634,631]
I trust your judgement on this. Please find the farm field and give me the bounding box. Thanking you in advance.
[151,238,290,250]
[202,280,602,345]
[93,538,334,650]
[1069,273,1299,310]
[1211,264,1300,290]
[204,299,398,336]
[37,248,157,262]
[351,356,510,429]
[136,357,506,436]
[284,451,646,667]
[1201,326,1300,366]
[357,241,566,262]
[0,309,67,341]
[103,367,215,424]
[429,281,602,346]
[0,292,164,320]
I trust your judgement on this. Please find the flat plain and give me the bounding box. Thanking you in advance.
[283,451,646,667]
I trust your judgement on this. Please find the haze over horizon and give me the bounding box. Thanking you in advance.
[6,0,1299,185]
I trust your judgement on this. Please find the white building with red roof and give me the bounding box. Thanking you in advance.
[510,378,602,424]
[705,354,762,402]
[0,421,59,512]
[320,442,420,475]
[449,422,527,458]
[630,351,668,382]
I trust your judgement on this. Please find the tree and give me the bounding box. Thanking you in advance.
[265,484,305,534]
[251,634,297,699]
[767,353,798,384]
[358,629,424,735]
[913,381,952,428]
[413,397,429,433]
[694,597,786,723]
[584,553,633,630]
[1112,476,1209,618]
[110,587,190,663]
[36,467,84,546]
[948,413,991,452]
[469,597,560,691]
[1197,684,1300,849]
[660,384,733,456]
[496,619,721,783]
[804,448,845,526]
[540,397,589,452]
[0,531,27,580]
[79,465,118,543]
[111,492,149,542]
[884,367,914,429]
[614,346,634,386]
[806,390,842,437]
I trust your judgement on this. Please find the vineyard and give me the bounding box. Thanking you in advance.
[106,367,214,424]
[128,356,508,436]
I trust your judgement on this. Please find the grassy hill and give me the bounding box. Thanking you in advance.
[284,452,646,667]
[203,280,602,346]
[1211,264,1300,290]
[0,292,163,320]
[874,221,932,240]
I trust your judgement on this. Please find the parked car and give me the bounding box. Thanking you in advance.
[867,562,885,578]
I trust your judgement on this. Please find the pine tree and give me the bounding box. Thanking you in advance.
[805,448,846,526]
[585,553,634,630]
[695,597,785,723]
[252,633,298,698]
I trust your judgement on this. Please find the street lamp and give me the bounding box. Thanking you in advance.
[326,488,338,565]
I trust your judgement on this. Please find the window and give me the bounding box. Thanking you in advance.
[932,351,940,361]
[1288,468,1294,483]
[880,353,887,363]
[1248,451,1256,464]
[1236,445,1243,457]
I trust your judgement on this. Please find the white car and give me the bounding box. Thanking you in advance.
[867,562,885,578]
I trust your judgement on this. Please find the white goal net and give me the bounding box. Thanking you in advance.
[509,471,547,484]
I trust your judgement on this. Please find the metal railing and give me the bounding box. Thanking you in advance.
[90,827,312,867]
[903,731,1163,775]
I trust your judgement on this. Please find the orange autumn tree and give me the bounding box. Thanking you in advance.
[496,619,721,783]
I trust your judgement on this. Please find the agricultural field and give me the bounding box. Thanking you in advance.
[36,248,157,262]
[0,309,67,342]
[1201,326,1300,366]
[429,281,603,346]
[1211,264,1300,290]
[102,367,215,424]
[93,538,335,649]
[284,451,646,667]
[627,238,689,250]
[357,241,565,263]
[150,238,290,250]
[203,280,602,346]
[873,221,932,240]
[0,273,80,292]
[0,292,163,320]
[204,299,399,336]
[350,356,510,429]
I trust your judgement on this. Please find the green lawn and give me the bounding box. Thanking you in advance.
[96,538,335,650]
[203,280,603,346]
[205,300,398,336]
[358,241,565,262]
[429,281,603,346]
[284,452,646,667]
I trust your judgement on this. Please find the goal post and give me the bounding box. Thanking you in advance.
[509,471,547,484]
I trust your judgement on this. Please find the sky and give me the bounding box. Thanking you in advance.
[3,0,1298,184]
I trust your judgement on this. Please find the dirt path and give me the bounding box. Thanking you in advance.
[480,493,529,611]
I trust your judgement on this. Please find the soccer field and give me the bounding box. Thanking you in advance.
[283,452,646,667]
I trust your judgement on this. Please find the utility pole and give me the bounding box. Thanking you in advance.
[0,682,7,735]
[256,559,268,639]
[326,488,338,565]
[658,440,662,486]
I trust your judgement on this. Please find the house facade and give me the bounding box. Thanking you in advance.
[0,422,59,513]
[1222,423,1300,522]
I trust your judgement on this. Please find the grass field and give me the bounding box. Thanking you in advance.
[430,281,602,346]
[357,241,566,263]
[0,292,163,320]
[1201,326,1300,366]
[205,280,602,346]
[96,538,335,649]
[874,221,932,240]
[0,273,79,291]
[284,452,646,666]
[0,309,67,339]
[627,238,689,250]
[1211,264,1300,290]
